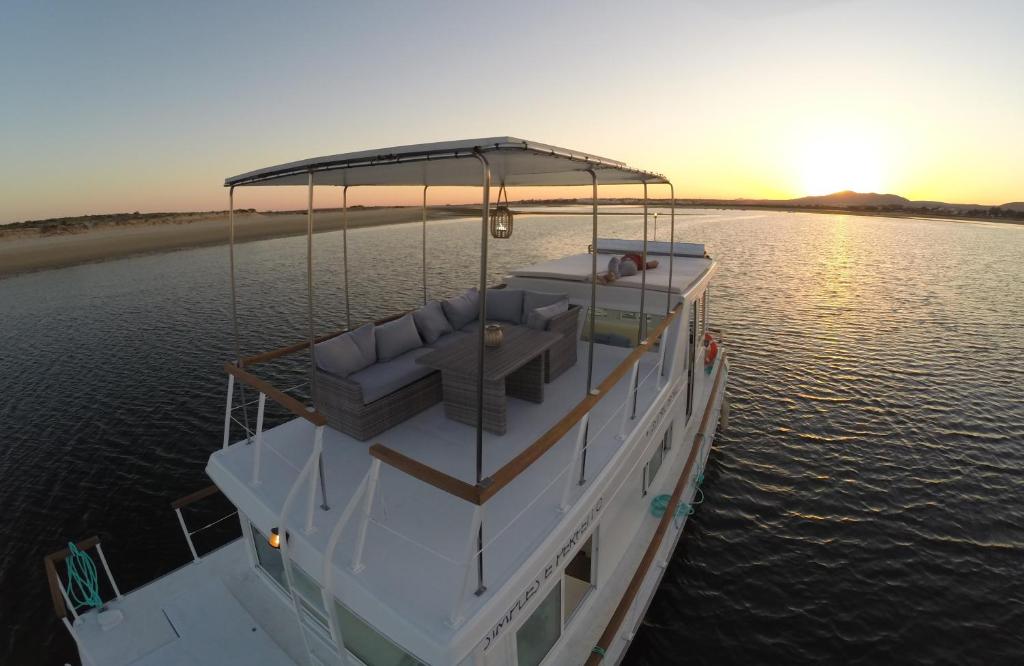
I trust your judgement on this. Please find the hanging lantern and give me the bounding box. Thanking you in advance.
[490,184,514,239]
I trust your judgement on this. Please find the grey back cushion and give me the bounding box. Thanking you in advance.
[526,298,569,331]
[442,288,479,330]
[486,289,524,324]
[316,326,375,377]
[375,313,423,361]
[349,323,377,362]
[413,300,453,344]
[522,290,568,324]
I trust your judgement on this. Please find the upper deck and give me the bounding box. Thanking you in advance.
[208,336,668,663]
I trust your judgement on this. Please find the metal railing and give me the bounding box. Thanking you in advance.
[171,485,239,562]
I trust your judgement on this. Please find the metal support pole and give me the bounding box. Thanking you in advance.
[351,458,381,573]
[580,169,599,486]
[472,150,491,597]
[638,181,649,345]
[666,182,675,316]
[305,425,327,532]
[175,508,200,562]
[227,186,252,442]
[222,374,234,449]
[250,392,266,485]
[57,579,79,620]
[422,185,429,305]
[342,185,352,330]
[306,171,318,405]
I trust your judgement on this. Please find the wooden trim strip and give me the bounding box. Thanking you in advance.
[585,354,727,665]
[223,362,327,427]
[170,484,221,510]
[43,535,101,620]
[369,444,481,505]
[479,304,683,503]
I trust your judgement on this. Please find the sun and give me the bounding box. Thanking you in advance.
[796,132,884,195]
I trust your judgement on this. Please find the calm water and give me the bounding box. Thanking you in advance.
[1,209,1022,665]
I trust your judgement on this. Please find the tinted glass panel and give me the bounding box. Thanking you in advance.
[251,524,287,590]
[334,600,425,666]
[516,583,561,666]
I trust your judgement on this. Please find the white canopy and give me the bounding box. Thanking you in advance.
[224,137,669,188]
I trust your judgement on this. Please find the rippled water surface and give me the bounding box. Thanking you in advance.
[2,209,1022,665]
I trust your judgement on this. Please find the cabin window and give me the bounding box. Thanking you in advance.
[582,307,664,349]
[642,427,673,496]
[516,583,561,666]
[563,535,595,624]
[291,564,329,628]
[333,600,425,666]
[251,523,287,590]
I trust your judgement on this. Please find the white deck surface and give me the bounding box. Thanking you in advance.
[208,339,668,653]
[73,541,304,666]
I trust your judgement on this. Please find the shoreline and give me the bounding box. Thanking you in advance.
[1,203,1018,279]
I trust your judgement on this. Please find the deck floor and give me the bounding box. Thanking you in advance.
[208,339,668,645]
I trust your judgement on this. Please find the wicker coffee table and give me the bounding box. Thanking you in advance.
[417,325,562,435]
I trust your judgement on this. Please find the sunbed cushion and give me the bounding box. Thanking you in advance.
[486,289,524,324]
[526,299,569,331]
[522,290,569,324]
[442,288,480,330]
[315,330,373,378]
[350,347,435,404]
[413,300,453,344]
[375,313,423,361]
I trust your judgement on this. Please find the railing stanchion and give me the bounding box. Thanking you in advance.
[175,508,200,562]
[619,360,640,440]
[350,458,381,573]
[250,392,267,486]
[305,426,326,533]
[57,578,79,620]
[449,505,484,628]
[561,413,590,511]
[657,337,668,390]
[222,374,235,449]
[94,543,122,599]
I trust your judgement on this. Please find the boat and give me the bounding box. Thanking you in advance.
[44,137,729,666]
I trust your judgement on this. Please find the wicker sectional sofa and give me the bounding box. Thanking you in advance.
[313,288,580,441]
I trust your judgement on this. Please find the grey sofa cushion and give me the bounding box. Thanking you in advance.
[348,323,377,362]
[522,290,569,324]
[350,347,434,404]
[315,330,373,378]
[526,298,569,330]
[442,288,479,329]
[413,300,453,344]
[375,313,423,361]
[486,289,524,324]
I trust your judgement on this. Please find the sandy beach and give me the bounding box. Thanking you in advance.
[0,207,471,277]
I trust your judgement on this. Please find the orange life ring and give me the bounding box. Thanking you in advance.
[704,333,718,366]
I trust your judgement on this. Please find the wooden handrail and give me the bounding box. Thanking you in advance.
[170,484,221,510]
[368,304,683,505]
[479,304,683,503]
[585,353,727,665]
[43,535,100,620]
[223,362,327,427]
[369,444,481,504]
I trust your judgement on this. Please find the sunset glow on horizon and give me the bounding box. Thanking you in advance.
[1,1,1021,223]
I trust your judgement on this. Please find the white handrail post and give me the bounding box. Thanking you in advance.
[94,543,122,599]
[305,426,326,534]
[175,508,200,562]
[560,413,590,512]
[619,360,640,440]
[449,505,484,628]
[57,578,79,620]
[350,458,381,573]
[250,392,267,486]
[656,336,668,390]
[222,374,235,449]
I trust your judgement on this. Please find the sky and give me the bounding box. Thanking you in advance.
[1,0,1021,223]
